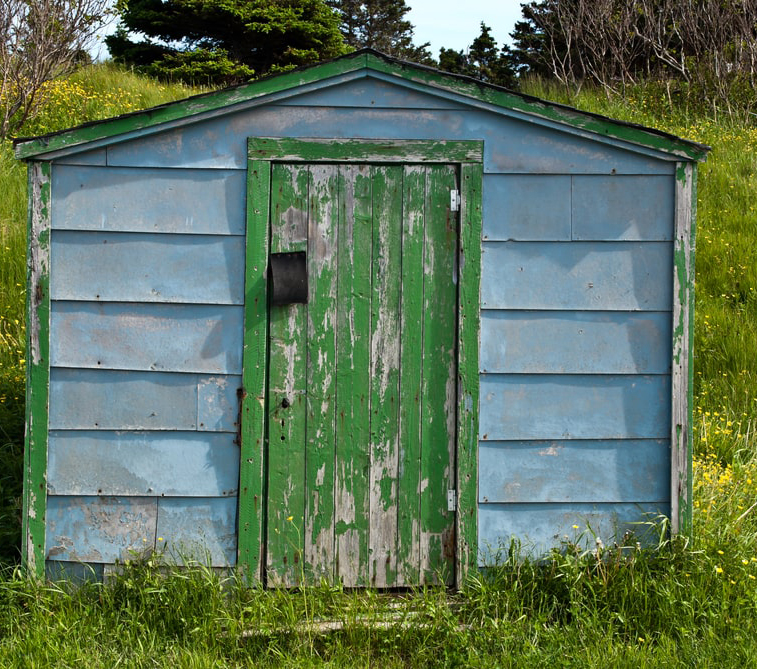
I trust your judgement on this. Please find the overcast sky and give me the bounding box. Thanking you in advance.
[90,0,526,62]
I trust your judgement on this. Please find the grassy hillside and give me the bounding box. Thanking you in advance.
[1,66,757,666]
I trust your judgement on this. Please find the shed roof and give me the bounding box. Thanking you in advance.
[13,49,710,162]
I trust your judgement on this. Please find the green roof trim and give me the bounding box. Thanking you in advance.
[13,49,710,162]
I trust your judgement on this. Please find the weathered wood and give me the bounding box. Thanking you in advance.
[50,302,243,373]
[479,439,670,503]
[46,495,158,563]
[156,497,237,567]
[334,164,372,587]
[48,368,240,431]
[237,154,271,582]
[482,175,571,241]
[266,163,309,586]
[418,165,457,585]
[104,107,676,174]
[478,502,667,563]
[480,311,671,374]
[481,241,672,311]
[479,374,671,440]
[24,161,51,577]
[51,166,245,234]
[51,231,245,304]
[456,161,482,587]
[395,165,425,586]
[249,138,483,164]
[571,175,675,241]
[671,162,695,535]
[305,164,339,582]
[47,431,239,497]
[368,165,403,587]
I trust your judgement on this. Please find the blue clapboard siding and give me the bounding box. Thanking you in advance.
[483,175,571,241]
[104,106,676,175]
[50,231,245,304]
[47,431,239,497]
[156,497,237,566]
[48,368,240,431]
[46,496,158,562]
[277,78,469,110]
[480,311,671,374]
[571,175,674,241]
[478,502,668,563]
[481,241,672,310]
[56,149,107,166]
[51,302,243,373]
[46,561,104,582]
[51,166,245,235]
[479,374,671,440]
[479,440,670,503]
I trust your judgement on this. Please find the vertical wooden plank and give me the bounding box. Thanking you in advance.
[238,151,270,582]
[457,161,482,587]
[334,164,372,586]
[395,165,425,586]
[368,165,403,587]
[671,162,695,536]
[419,164,458,585]
[305,164,339,582]
[24,161,51,578]
[266,163,309,585]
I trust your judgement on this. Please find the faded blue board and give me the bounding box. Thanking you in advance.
[478,502,668,563]
[482,175,571,241]
[46,560,104,583]
[50,231,244,304]
[480,311,671,374]
[46,495,158,562]
[479,439,670,503]
[56,149,107,166]
[479,374,671,440]
[481,241,672,310]
[51,166,245,235]
[156,497,237,567]
[48,368,241,431]
[571,175,674,241]
[277,77,469,110]
[47,431,239,497]
[51,302,243,373]
[104,106,676,175]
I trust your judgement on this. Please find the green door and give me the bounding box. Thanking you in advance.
[265,161,459,587]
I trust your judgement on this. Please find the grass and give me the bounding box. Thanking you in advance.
[1,65,757,665]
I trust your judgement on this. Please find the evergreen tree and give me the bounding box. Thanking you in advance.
[327,0,433,64]
[106,0,347,86]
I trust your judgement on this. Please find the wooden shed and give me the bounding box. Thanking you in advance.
[15,49,708,587]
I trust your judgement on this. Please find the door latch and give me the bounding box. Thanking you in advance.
[450,190,461,212]
[447,489,457,511]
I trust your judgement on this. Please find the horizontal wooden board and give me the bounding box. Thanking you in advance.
[104,107,675,175]
[478,502,669,563]
[51,302,243,373]
[480,311,671,374]
[55,149,106,167]
[481,241,672,310]
[46,495,158,562]
[483,175,571,241]
[48,368,241,431]
[45,560,104,582]
[479,374,671,440]
[479,439,670,503]
[156,497,237,567]
[51,166,246,235]
[50,231,245,304]
[571,175,674,240]
[276,77,469,110]
[47,431,239,497]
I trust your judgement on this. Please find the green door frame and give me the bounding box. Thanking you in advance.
[238,138,483,588]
